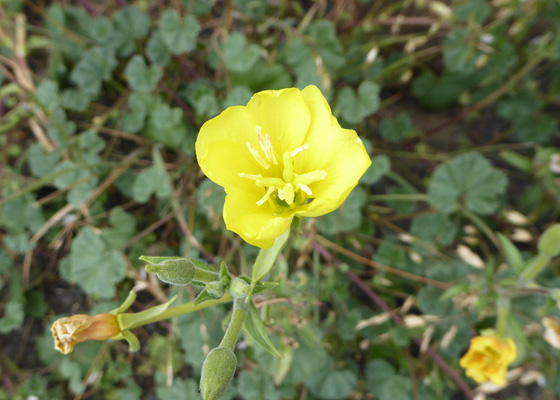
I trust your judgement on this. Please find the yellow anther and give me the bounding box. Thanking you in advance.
[239,173,262,180]
[256,126,278,165]
[297,183,313,196]
[289,144,309,157]
[256,187,276,206]
[246,141,270,169]
[282,152,294,182]
[281,183,295,205]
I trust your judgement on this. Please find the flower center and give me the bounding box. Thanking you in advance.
[240,126,327,212]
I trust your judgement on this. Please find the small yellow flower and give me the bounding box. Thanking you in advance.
[460,335,517,385]
[542,317,560,349]
[196,85,371,248]
[52,313,121,354]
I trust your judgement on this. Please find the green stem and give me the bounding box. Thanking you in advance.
[138,294,233,327]
[459,206,500,249]
[496,296,510,337]
[520,254,550,282]
[370,193,428,202]
[220,298,249,350]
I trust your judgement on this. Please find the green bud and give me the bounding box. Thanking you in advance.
[145,259,196,285]
[206,281,225,298]
[538,224,560,257]
[200,347,237,400]
[229,277,250,298]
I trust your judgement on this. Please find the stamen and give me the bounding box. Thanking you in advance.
[256,177,285,188]
[290,144,309,157]
[246,141,270,169]
[282,183,295,205]
[282,152,294,182]
[277,188,284,201]
[297,183,313,196]
[239,173,262,180]
[256,126,278,166]
[256,187,275,206]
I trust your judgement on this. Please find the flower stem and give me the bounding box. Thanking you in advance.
[194,267,220,284]
[137,294,233,327]
[520,254,550,282]
[220,298,249,350]
[496,296,510,337]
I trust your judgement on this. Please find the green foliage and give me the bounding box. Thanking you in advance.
[125,56,162,92]
[222,33,261,72]
[335,81,380,124]
[379,113,418,142]
[428,152,508,214]
[159,10,200,55]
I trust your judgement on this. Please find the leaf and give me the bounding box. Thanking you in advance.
[361,155,391,184]
[132,165,172,203]
[411,72,469,109]
[121,92,149,133]
[244,301,281,357]
[222,32,260,72]
[455,0,491,23]
[70,46,117,96]
[101,208,137,249]
[316,186,367,235]
[155,374,199,400]
[36,80,61,111]
[365,359,411,400]
[379,113,418,142]
[308,20,345,72]
[65,227,127,298]
[112,6,151,56]
[443,28,481,74]
[222,86,253,108]
[428,152,508,214]
[251,229,290,284]
[335,81,380,124]
[238,371,280,400]
[159,10,200,55]
[146,30,171,67]
[0,271,25,333]
[306,364,357,400]
[90,16,114,45]
[538,224,560,257]
[62,88,94,111]
[124,55,162,92]
[497,233,524,273]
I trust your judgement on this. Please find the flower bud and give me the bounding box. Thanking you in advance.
[200,347,237,400]
[52,313,121,354]
[145,259,196,285]
[206,281,225,298]
[229,277,250,298]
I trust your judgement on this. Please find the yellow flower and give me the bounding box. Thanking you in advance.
[196,85,371,248]
[459,335,517,385]
[52,313,121,354]
[542,317,560,349]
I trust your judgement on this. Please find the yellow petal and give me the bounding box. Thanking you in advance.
[223,186,293,248]
[196,106,263,191]
[246,88,311,160]
[294,85,371,217]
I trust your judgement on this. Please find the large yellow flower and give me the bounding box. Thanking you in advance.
[459,335,517,385]
[196,85,371,248]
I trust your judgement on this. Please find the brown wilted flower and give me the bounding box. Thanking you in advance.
[52,313,121,354]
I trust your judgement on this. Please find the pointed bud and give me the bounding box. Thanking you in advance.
[200,347,237,400]
[229,277,250,298]
[52,313,120,354]
[145,259,196,285]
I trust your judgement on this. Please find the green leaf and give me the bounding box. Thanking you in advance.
[365,359,411,400]
[410,213,458,256]
[514,114,557,144]
[64,227,127,298]
[121,92,149,133]
[379,113,418,142]
[443,28,481,74]
[335,81,380,124]
[144,99,193,153]
[497,233,525,273]
[101,208,137,249]
[281,38,321,89]
[47,109,76,149]
[231,61,292,91]
[306,364,357,400]
[411,72,469,109]
[183,79,219,119]
[90,16,114,45]
[155,374,199,400]
[112,6,151,56]
[244,301,281,357]
[238,371,280,400]
[132,165,172,203]
[361,155,391,184]
[316,186,367,235]
[36,80,61,111]
[124,55,162,92]
[62,88,94,111]
[159,10,200,55]
[455,0,491,23]
[70,46,117,96]
[308,20,345,72]
[222,86,253,108]
[428,152,508,214]
[146,30,171,67]
[538,224,560,257]
[222,32,260,72]
[0,271,24,333]
[251,229,290,284]
[59,359,85,394]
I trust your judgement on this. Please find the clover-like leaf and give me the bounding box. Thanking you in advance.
[124,55,162,92]
[428,152,507,215]
[335,81,380,124]
[159,10,200,55]
[222,32,260,72]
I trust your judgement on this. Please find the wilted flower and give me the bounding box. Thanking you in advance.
[196,85,371,248]
[52,313,121,354]
[542,317,560,349]
[460,335,517,385]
